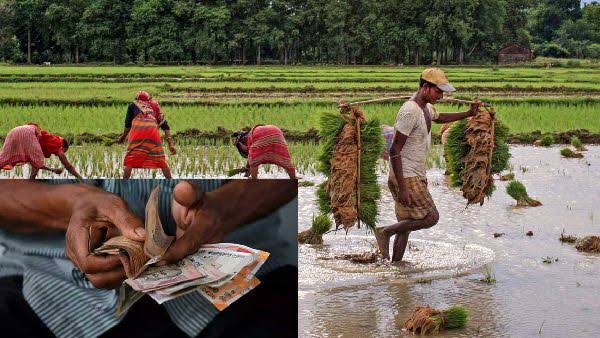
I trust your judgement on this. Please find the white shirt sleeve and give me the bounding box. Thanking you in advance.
[394,103,417,136]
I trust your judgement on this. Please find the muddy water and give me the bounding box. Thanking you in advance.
[299,146,600,337]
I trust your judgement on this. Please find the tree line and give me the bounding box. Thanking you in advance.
[0,0,598,65]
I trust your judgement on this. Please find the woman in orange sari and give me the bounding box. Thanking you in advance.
[0,123,82,179]
[232,125,296,179]
[117,91,176,178]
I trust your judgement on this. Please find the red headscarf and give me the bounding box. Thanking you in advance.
[39,130,64,157]
[136,91,151,101]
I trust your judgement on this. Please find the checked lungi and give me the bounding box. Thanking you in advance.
[388,171,437,220]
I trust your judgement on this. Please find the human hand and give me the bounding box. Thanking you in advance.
[398,187,413,206]
[65,187,146,289]
[169,144,177,155]
[52,168,64,175]
[160,181,224,263]
[468,99,483,116]
[116,136,125,144]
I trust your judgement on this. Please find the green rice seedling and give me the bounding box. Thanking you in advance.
[540,134,554,147]
[298,181,315,187]
[559,230,577,243]
[316,108,382,231]
[298,214,332,245]
[506,180,542,207]
[445,115,510,203]
[570,135,586,151]
[403,305,469,334]
[560,147,584,158]
[480,265,496,284]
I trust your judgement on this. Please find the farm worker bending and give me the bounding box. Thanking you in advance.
[375,68,482,262]
[117,91,177,179]
[231,125,296,179]
[0,123,82,179]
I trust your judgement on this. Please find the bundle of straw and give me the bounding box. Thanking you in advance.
[317,103,382,231]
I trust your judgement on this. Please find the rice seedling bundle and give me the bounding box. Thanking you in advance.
[540,134,554,147]
[575,235,600,253]
[560,147,584,158]
[445,106,510,206]
[298,214,333,245]
[403,306,469,334]
[506,180,541,207]
[570,135,586,151]
[316,104,382,231]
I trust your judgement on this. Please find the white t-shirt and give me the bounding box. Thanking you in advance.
[392,100,439,178]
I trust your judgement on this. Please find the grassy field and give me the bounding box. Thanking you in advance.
[0,64,598,177]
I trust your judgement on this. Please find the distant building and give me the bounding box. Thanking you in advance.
[497,44,532,64]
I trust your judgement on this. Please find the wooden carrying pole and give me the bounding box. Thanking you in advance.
[339,96,491,108]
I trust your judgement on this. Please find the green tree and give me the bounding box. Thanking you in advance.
[45,0,88,63]
[79,0,133,63]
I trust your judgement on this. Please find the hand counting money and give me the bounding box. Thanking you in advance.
[90,186,270,314]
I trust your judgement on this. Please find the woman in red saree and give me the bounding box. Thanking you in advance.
[0,123,82,179]
[117,91,176,179]
[232,125,296,179]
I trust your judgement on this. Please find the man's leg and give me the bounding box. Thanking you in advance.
[123,166,133,179]
[379,209,439,262]
[391,231,410,262]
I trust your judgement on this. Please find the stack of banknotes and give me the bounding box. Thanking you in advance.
[90,186,269,315]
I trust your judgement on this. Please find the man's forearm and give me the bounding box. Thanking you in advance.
[0,181,89,231]
[435,111,471,123]
[390,151,405,189]
[207,180,298,232]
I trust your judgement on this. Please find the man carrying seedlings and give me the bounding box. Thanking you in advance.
[375,68,482,262]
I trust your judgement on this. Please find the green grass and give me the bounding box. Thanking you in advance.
[0,65,598,177]
[2,102,599,136]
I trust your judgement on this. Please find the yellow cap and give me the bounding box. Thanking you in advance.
[420,68,456,92]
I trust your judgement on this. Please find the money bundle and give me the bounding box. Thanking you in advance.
[92,186,174,279]
[91,186,270,315]
[129,243,268,308]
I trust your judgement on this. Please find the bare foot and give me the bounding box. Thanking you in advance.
[374,227,391,260]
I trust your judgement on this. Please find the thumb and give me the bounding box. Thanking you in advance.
[173,181,205,209]
[106,202,146,242]
[161,230,202,263]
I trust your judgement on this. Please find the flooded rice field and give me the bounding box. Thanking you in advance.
[299,145,600,337]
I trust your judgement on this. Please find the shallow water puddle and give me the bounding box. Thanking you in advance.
[299,145,600,337]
